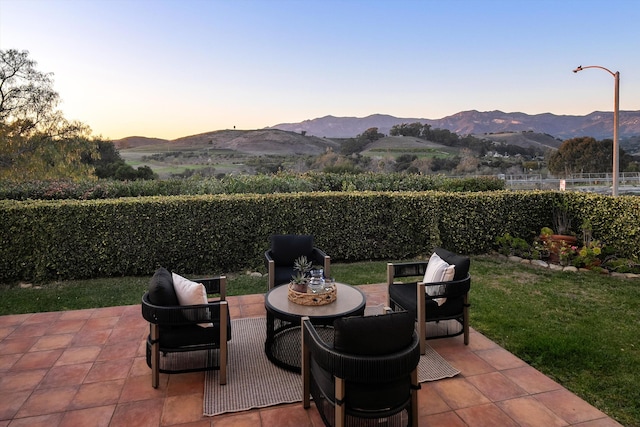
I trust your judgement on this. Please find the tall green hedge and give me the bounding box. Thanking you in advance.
[1,190,638,283]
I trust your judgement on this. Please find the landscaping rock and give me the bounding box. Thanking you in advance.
[563,266,578,272]
[549,264,565,271]
[531,260,549,268]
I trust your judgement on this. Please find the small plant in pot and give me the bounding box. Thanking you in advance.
[546,202,578,264]
[291,256,313,293]
[540,227,553,238]
[533,228,553,260]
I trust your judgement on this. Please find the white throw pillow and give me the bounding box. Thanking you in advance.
[422,252,455,306]
[172,273,213,328]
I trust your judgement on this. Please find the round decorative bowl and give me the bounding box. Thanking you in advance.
[287,283,337,306]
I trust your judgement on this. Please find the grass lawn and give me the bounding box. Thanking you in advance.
[1,255,638,425]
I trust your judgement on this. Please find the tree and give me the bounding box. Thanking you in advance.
[455,148,480,173]
[420,123,432,140]
[394,154,417,172]
[548,136,631,177]
[359,127,384,143]
[389,122,423,137]
[86,139,157,180]
[0,49,98,180]
[340,127,383,155]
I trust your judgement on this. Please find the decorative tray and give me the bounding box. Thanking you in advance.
[287,283,337,306]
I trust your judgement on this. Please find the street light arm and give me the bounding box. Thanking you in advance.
[573,65,616,77]
[572,63,620,196]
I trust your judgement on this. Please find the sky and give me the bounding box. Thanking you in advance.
[1,0,639,141]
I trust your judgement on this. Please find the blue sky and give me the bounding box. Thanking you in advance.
[1,0,639,140]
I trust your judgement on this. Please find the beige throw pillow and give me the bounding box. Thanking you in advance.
[422,252,455,306]
[172,273,213,328]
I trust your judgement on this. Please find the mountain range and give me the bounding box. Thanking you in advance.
[268,110,640,140]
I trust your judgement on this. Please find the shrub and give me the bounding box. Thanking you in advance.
[0,173,505,200]
[494,233,534,258]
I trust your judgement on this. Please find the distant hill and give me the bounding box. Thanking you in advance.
[114,129,339,156]
[114,136,169,150]
[268,110,640,140]
[474,131,563,150]
[361,135,451,152]
[114,110,640,156]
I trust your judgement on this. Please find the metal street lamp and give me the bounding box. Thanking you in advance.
[573,65,620,196]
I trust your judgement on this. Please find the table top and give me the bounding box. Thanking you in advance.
[265,282,366,321]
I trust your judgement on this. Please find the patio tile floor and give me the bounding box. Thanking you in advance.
[0,283,623,426]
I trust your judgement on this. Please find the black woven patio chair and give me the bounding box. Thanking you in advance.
[265,234,330,289]
[302,310,420,427]
[387,247,471,354]
[141,267,231,388]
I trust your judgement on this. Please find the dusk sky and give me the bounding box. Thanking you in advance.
[1,0,639,140]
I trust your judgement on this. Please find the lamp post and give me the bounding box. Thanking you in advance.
[573,65,620,196]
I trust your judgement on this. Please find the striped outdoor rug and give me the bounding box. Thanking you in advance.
[203,316,459,417]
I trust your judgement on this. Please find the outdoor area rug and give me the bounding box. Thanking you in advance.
[203,316,459,416]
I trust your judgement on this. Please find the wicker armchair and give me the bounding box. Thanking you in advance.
[302,311,420,427]
[141,268,231,388]
[265,234,330,289]
[388,247,471,354]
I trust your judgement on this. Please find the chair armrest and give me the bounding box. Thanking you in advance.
[418,274,471,299]
[142,293,227,326]
[264,249,275,264]
[387,262,429,285]
[265,250,276,289]
[196,276,227,299]
[302,318,420,382]
[310,247,328,260]
[310,247,330,277]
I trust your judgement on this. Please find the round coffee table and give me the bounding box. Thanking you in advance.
[264,282,366,373]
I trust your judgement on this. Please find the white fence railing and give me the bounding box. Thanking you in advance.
[501,172,640,194]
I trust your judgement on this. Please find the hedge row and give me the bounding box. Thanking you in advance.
[0,173,504,200]
[2,190,639,283]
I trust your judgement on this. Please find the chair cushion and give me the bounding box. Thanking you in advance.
[389,282,465,320]
[333,311,414,356]
[158,312,231,348]
[172,273,212,328]
[148,267,179,307]
[270,235,314,265]
[435,247,470,281]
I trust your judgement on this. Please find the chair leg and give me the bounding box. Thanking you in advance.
[268,260,275,289]
[301,317,311,409]
[417,282,427,355]
[411,368,419,427]
[219,301,228,385]
[386,263,394,308]
[150,324,160,388]
[335,376,345,427]
[463,293,470,345]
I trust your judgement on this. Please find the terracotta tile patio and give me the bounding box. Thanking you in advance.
[0,284,623,426]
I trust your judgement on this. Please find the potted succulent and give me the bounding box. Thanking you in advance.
[539,226,553,241]
[290,256,313,293]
